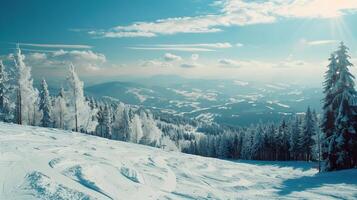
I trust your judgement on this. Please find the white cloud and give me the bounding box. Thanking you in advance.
[128,47,214,52]
[218,55,308,69]
[236,43,244,47]
[141,59,172,68]
[93,31,156,38]
[89,0,357,38]
[19,43,92,49]
[24,50,106,75]
[156,43,231,48]
[128,43,232,52]
[164,53,182,62]
[63,50,106,63]
[303,39,339,46]
[28,52,47,60]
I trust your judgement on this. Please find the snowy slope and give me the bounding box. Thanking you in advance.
[0,123,356,200]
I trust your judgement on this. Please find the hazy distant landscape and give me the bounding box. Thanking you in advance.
[83,76,322,126]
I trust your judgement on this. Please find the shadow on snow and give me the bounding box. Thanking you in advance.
[277,169,357,196]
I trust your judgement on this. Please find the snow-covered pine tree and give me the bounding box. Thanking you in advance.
[66,63,97,133]
[96,105,105,136]
[240,127,254,159]
[311,110,323,171]
[53,87,67,129]
[13,44,40,125]
[95,104,112,138]
[89,97,97,110]
[321,53,339,169]
[323,42,357,171]
[251,125,264,160]
[103,104,112,138]
[0,60,13,122]
[112,103,131,141]
[299,107,315,161]
[289,116,301,160]
[139,109,162,146]
[332,42,357,170]
[39,79,53,127]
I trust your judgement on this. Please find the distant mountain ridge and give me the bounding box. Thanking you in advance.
[84,76,322,126]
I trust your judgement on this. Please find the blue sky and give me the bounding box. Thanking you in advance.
[1,0,357,86]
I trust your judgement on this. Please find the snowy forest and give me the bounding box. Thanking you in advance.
[0,42,356,172]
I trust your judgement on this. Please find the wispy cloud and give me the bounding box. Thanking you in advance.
[89,0,357,38]
[128,43,232,52]
[18,43,92,49]
[305,40,339,46]
[153,43,232,48]
[128,47,214,52]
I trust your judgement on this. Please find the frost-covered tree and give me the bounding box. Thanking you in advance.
[321,54,339,169]
[53,87,67,129]
[129,114,143,143]
[299,107,316,161]
[112,103,132,140]
[289,116,301,160]
[251,125,264,160]
[138,109,162,146]
[39,79,52,127]
[321,54,338,134]
[96,104,112,138]
[96,106,105,136]
[323,42,357,171]
[66,64,97,132]
[13,44,40,125]
[0,60,12,122]
[240,128,254,159]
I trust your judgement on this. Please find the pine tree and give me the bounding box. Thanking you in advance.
[103,104,112,138]
[311,110,322,171]
[39,79,52,127]
[66,64,97,132]
[323,42,357,171]
[299,107,316,161]
[95,104,112,138]
[53,87,67,129]
[0,60,12,122]
[13,44,39,125]
[252,125,264,160]
[289,116,301,160]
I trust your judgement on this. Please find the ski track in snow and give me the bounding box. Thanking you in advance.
[0,122,357,200]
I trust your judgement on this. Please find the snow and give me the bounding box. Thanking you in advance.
[126,88,153,103]
[233,80,249,86]
[1,123,357,200]
[267,100,291,108]
[169,88,217,101]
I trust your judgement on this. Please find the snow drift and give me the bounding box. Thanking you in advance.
[0,123,356,199]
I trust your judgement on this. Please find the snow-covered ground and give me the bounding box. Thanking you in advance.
[0,123,356,200]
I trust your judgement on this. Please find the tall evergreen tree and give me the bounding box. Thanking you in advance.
[289,116,301,160]
[103,104,112,138]
[299,107,316,161]
[13,44,40,125]
[0,60,12,122]
[53,87,67,129]
[39,79,52,127]
[323,42,357,171]
[66,64,97,132]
